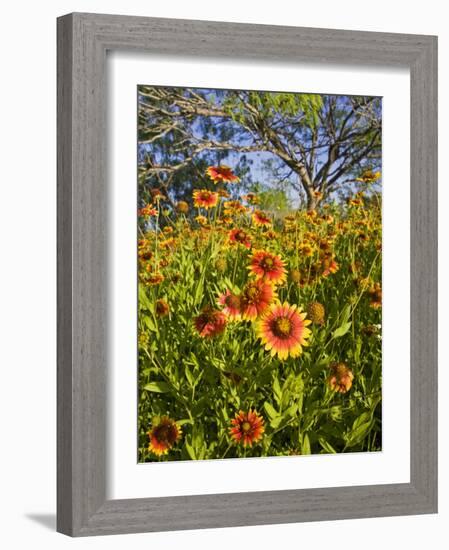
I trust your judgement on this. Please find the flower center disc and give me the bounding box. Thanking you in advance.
[246,285,259,301]
[261,257,274,269]
[155,425,170,442]
[274,316,292,337]
[242,421,251,433]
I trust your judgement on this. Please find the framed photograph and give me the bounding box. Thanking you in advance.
[57,12,437,536]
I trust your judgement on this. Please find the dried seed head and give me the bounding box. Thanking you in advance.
[289,268,301,283]
[215,257,227,273]
[307,301,326,326]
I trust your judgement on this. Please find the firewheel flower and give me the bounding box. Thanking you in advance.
[327,362,354,393]
[252,210,272,227]
[248,250,287,284]
[242,192,260,205]
[257,302,311,360]
[299,242,314,257]
[195,215,208,226]
[193,189,219,209]
[356,170,381,184]
[368,282,382,309]
[229,410,265,447]
[223,200,247,215]
[138,203,157,217]
[150,188,166,201]
[194,306,227,338]
[155,299,170,317]
[217,289,241,320]
[240,279,275,320]
[229,228,252,249]
[148,416,182,456]
[322,255,339,277]
[206,165,240,184]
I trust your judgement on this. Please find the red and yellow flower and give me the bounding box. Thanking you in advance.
[264,230,277,240]
[256,302,311,360]
[194,306,227,338]
[142,272,165,286]
[368,282,382,309]
[242,192,260,205]
[155,299,170,317]
[240,279,275,320]
[148,416,182,456]
[206,165,240,184]
[150,188,166,201]
[229,228,252,249]
[193,189,219,209]
[248,250,287,284]
[217,188,231,199]
[223,200,247,215]
[159,237,176,249]
[252,210,272,227]
[218,215,233,225]
[138,203,157,217]
[195,214,208,226]
[299,242,314,257]
[322,255,339,277]
[217,289,241,320]
[327,363,354,393]
[229,410,265,447]
[356,169,381,184]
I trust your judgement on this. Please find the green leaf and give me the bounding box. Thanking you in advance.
[273,377,282,405]
[177,419,193,426]
[138,284,152,311]
[270,416,283,429]
[340,304,352,325]
[185,441,196,460]
[345,412,374,447]
[332,321,352,339]
[301,433,311,455]
[143,381,171,393]
[284,404,298,418]
[263,401,279,421]
[192,426,205,455]
[318,437,337,454]
[185,365,195,387]
[143,314,157,333]
[354,336,362,364]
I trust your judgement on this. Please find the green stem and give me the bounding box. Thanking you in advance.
[221,443,233,459]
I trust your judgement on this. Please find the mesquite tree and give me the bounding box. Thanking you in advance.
[138,87,381,210]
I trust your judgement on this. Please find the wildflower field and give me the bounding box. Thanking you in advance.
[137,87,382,461]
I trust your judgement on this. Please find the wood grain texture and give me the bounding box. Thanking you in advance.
[57,12,438,536]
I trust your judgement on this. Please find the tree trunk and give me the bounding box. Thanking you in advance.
[306,193,317,211]
[294,167,319,211]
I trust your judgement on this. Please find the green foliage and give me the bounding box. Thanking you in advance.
[223,91,323,130]
[251,182,292,213]
[137,194,382,462]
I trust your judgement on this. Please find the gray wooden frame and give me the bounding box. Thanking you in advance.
[57,12,438,537]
